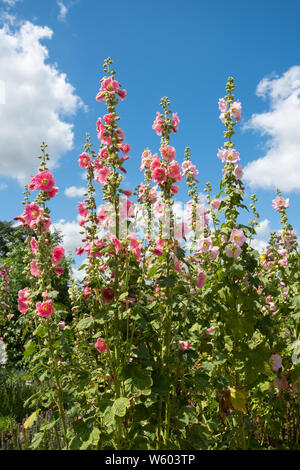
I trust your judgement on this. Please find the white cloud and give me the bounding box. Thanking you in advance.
[0,20,84,184]
[64,186,86,198]
[57,1,68,22]
[251,218,271,252]
[2,0,23,7]
[51,219,82,252]
[244,66,300,192]
[0,182,8,190]
[72,267,85,281]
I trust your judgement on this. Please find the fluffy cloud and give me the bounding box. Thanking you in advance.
[2,0,23,7]
[64,186,86,198]
[244,66,300,192]
[0,20,84,183]
[51,219,82,253]
[57,1,68,22]
[251,219,271,252]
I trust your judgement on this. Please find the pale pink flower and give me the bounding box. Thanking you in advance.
[218,98,227,113]
[120,198,135,220]
[30,260,41,278]
[152,112,163,136]
[58,321,65,330]
[269,354,282,371]
[205,327,214,335]
[210,199,221,210]
[209,246,220,260]
[272,196,289,212]
[153,200,165,219]
[168,161,182,182]
[230,229,246,247]
[230,101,242,121]
[97,205,110,226]
[160,145,176,162]
[140,149,153,171]
[225,244,242,258]
[217,148,227,162]
[233,164,243,180]
[196,272,206,289]
[95,167,111,184]
[30,237,38,255]
[224,148,240,163]
[198,237,213,252]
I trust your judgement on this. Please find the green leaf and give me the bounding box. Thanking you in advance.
[76,316,93,330]
[119,292,129,301]
[30,432,44,450]
[147,265,158,279]
[113,397,130,417]
[229,387,247,413]
[80,427,100,450]
[24,340,36,359]
[33,324,47,338]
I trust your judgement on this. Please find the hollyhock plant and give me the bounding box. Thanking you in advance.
[33,171,56,192]
[160,145,176,162]
[36,300,56,318]
[230,229,246,247]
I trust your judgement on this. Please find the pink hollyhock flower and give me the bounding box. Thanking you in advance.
[171,113,180,132]
[78,152,92,169]
[148,186,158,202]
[160,145,176,162]
[153,238,165,257]
[96,91,105,101]
[55,267,65,276]
[95,338,108,353]
[103,113,114,124]
[152,166,167,184]
[30,260,41,278]
[196,271,206,289]
[272,196,289,212]
[168,161,182,182]
[95,167,111,184]
[153,200,165,219]
[76,246,84,255]
[99,147,109,160]
[219,113,226,123]
[120,143,131,154]
[36,300,55,318]
[230,229,246,247]
[103,288,114,304]
[51,246,65,266]
[77,202,88,218]
[225,244,242,258]
[205,327,214,335]
[269,302,276,313]
[170,185,179,195]
[117,88,127,100]
[150,155,161,171]
[120,198,135,220]
[97,205,110,226]
[273,376,289,392]
[78,219,86,226]
[210,199,221,210]
[279,258,288,266]
[230,101,242,121]
[269,354,282,372]
[101,77,120,94]
[30,237,38,255]
[140,149,153,171]
[83,286,91,297]
[182,160,199,178]
[179,341,190,350]
[18,288,30,314]
[121,190,132,197]
[233,164,243,180]
[218,98,227,113]
[23,203,43,227]
[217,148,227,162]
[198,237,213,252]
[111,237,121,254]
[152,112,163,136]
[209,246,220,260]
[283,288,289,299]
[33,171,56,192]
[224,148,240,163]
[47,186,58,198]
[58,321,65,330]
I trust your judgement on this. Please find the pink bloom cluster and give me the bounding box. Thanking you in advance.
[29,171,58,198]
[218,99,242,123]
[96,76,127,102]
[152,112,180,136]
[18,288,30,314]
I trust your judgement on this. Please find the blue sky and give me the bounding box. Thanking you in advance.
[1,0,300,261]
